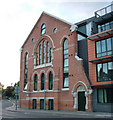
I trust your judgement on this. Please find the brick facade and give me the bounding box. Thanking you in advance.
[19,12,92,111]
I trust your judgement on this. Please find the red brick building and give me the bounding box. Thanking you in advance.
[19,12,93,111]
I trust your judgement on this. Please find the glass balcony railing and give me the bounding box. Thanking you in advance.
[95,3,113,17]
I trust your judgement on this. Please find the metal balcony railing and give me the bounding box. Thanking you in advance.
[95,3,113,17]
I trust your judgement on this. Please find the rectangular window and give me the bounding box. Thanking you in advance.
[40,99,44,110]
[96,37,113,58]
[98,88,113,103]
[98,21,113,32]
[50,48,52,62]
[97,61,113,82]
[47,42,49,63]
[48,99,54,110]
[36,53,38,65]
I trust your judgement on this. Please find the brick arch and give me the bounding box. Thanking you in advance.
[46,68,55,78]
[31,71,38,81]
[32,35,55,56]
[72,81,88,94]
[39,70,45,79]
[60,35,70,45]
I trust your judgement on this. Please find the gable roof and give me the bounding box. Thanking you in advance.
[21,11,73,49]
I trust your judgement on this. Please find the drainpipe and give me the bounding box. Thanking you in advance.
[44,61,46,110]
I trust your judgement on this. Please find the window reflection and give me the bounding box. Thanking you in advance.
[97,62,113,81]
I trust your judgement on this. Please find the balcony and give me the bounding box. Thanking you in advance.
[95,3,113,18]
[87,28,113,41]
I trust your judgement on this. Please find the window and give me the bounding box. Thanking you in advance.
[47,42,49,63]
[34,74,37,91]
[48,99,54,110]
[63,39,69,88]
[98,21,113,33]
[24,53,28,89]
[42,41,45,64]
[50,48,52,62]
[49,72,53,90]
[96,37,113,58]
[39,45,41,65]
[97,61,113,82]
[41,24,46,35]
[36,53,38,65]
[41,73,45,90]
[53,28,57,33]
[32,38,34,43]
[40,99,44,110]
[98,88,113,103]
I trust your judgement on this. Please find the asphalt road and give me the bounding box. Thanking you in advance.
[1,100,113,120]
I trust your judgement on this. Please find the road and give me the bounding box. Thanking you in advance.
[1,100,113,120]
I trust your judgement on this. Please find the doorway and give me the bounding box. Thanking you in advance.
[78,92,86,111]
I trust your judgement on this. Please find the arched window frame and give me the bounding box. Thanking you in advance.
[41,24,46,35]
[24,52,28,89]
[34,74,38,91]
[49,71,53,90]
[41,73,45,90]
[63,38,69,88]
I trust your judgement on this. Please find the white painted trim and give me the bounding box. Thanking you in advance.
[23,90,60,93]
[61,88,69,91]
[72,81,88,94]
[34,62,53,69]
[75,56,83,61]
[46,97,54,99]
[26,97,54,100]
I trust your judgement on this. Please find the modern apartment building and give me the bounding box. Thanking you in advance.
[19,2,113,112]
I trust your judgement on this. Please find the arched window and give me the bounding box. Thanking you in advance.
[34,74,37,91]
[63,39,69,88]
[41,73,45,90]
[24,52,28,89]
[41,24,46,35]
[43,41,45,64]
[39,44,41,65]
[47,42,49,63]
[49,72,53,90]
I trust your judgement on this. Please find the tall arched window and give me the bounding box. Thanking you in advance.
[24,52,28,89]
[39,44,41,65]
[41,24,46,35]
[41,73,45,90]
[34,74,37,91]
[49,72,53,90]
[63,39,69,88]
[47,42,49,63]
[43,41,45,64]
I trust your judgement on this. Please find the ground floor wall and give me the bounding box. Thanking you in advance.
[92,88,113,113]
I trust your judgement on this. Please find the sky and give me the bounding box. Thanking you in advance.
[0,0,112,88]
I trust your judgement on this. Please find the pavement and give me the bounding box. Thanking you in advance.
[5,105,113,119]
